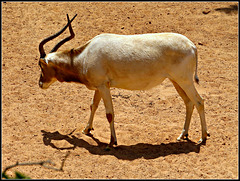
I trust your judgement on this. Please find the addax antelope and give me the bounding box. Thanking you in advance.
[38,14,209,150]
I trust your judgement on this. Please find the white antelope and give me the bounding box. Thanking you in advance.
[38,14,209,150]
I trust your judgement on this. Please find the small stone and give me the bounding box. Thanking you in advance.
[202,10,211,14]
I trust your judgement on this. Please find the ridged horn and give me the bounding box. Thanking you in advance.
[39,14,77,59]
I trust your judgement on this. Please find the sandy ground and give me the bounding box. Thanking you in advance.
[2,1,238,179]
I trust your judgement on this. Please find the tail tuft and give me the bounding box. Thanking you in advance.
[195,74,199,84]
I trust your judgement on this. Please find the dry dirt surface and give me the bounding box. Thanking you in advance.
[2,1,238,179]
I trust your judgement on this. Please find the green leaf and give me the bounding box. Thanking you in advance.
[15,171,31,179]
[2,172,10,179]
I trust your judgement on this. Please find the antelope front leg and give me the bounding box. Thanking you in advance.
[82,90,101,135]
[98,84,117,150]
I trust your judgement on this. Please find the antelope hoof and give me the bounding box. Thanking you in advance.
[104,143,117,151]
[198,131,210,144]
[197,132,210,144]
[104,140,117,151]
[82,127,94,135]
[177,133,188,141]
[197,138,206,144]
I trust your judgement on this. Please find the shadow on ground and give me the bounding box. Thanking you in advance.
[41,130,202,160]
[215,4,238,14]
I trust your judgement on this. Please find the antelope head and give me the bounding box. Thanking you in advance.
[38,14,77,89]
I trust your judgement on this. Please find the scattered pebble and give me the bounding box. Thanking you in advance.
[202,10,211,14]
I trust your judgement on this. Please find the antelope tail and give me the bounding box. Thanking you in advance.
[194,48,199,84]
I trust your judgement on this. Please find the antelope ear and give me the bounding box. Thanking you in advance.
[39,58,48,65]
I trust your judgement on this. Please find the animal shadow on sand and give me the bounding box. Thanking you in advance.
[41,130,203,160]
[215,4,238,14]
